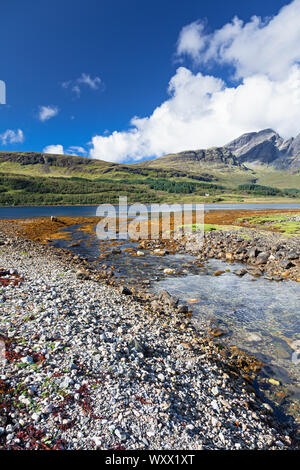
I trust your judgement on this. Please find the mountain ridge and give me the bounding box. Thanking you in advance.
[1,127,300,175]
[225,129,300,170]
[135,147,246,172]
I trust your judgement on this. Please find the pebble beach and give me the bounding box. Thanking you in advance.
[0,229,298,450]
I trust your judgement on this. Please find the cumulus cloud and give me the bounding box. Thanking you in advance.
[176,21,207,63]
[67,146,86,156]
[0,129,24,145]
[43,144,87,156]
[62,73,102,98]
[43,144,64,155]
[176,0,300,80]
[90,0,300,162]
[38,105,59,122]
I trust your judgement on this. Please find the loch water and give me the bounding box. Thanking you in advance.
[1,202,300,219]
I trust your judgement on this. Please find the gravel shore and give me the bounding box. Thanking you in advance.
[0,234,297,450]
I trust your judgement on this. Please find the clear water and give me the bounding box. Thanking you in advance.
[50,225,201,282]
[153,259,300,422]
[1,202,300,219]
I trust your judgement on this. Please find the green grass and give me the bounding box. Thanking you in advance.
[238,213,300,224]
[237,214,290,224]
[255,169,300,190]
[178,223,245,232]
[272,222,300,235]
[237,213,300,236]
[178,223,218,232]
[178,223,219,232]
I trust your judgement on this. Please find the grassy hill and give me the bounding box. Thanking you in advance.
[0,150,300,206]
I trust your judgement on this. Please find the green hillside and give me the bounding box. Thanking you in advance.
[0,150,299,206]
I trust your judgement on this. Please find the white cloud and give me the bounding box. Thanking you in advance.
[42,144,86,156]
[0,129,24,145]
[38,105,59,122]
[62,73,102,97]
[90,0,300,163]
[43,144,64,155]
[67,146,86,156]
[176,21,207,63]
[77,73,101,90]
[71,85,81,98]
[176,0,300,80]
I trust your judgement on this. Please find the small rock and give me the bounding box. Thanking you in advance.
[115,429,126,441]
[177,304,189,314]
[120,286,132,295]
[269,378,280,386]
[60,376,74,389]
[234,268,247,277]
[163,268,175,275]
[31,413,40,422]
[262,403,273,413]
[213,270,225,276]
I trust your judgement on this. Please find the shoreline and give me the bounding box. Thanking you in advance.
[1,210,299,281]
[1,200,300,209]
[0,225,299,449]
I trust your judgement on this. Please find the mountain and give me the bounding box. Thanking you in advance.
[1,130,300,184]
[226,129,300,170]
[136,147,246,172]
[286,135,300,156]
[137,129,300,172]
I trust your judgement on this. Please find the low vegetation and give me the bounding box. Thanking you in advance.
[237,183,300,198]
[0,173,226,205]
[237,213,300,236]
[0,151,299,205]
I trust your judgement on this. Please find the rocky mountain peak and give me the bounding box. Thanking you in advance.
[226,129,300,170]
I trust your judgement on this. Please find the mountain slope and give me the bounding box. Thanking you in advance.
[0,148,247,183]
[0,151,115,176]
[136,147,246,172]
[226,129,300,170]
[0,151,225,185]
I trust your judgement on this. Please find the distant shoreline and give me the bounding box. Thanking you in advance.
[1,200,300,208]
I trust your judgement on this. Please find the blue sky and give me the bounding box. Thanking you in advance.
[0,0,299,162]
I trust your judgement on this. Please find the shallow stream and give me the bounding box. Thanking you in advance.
[51,224,300,423]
